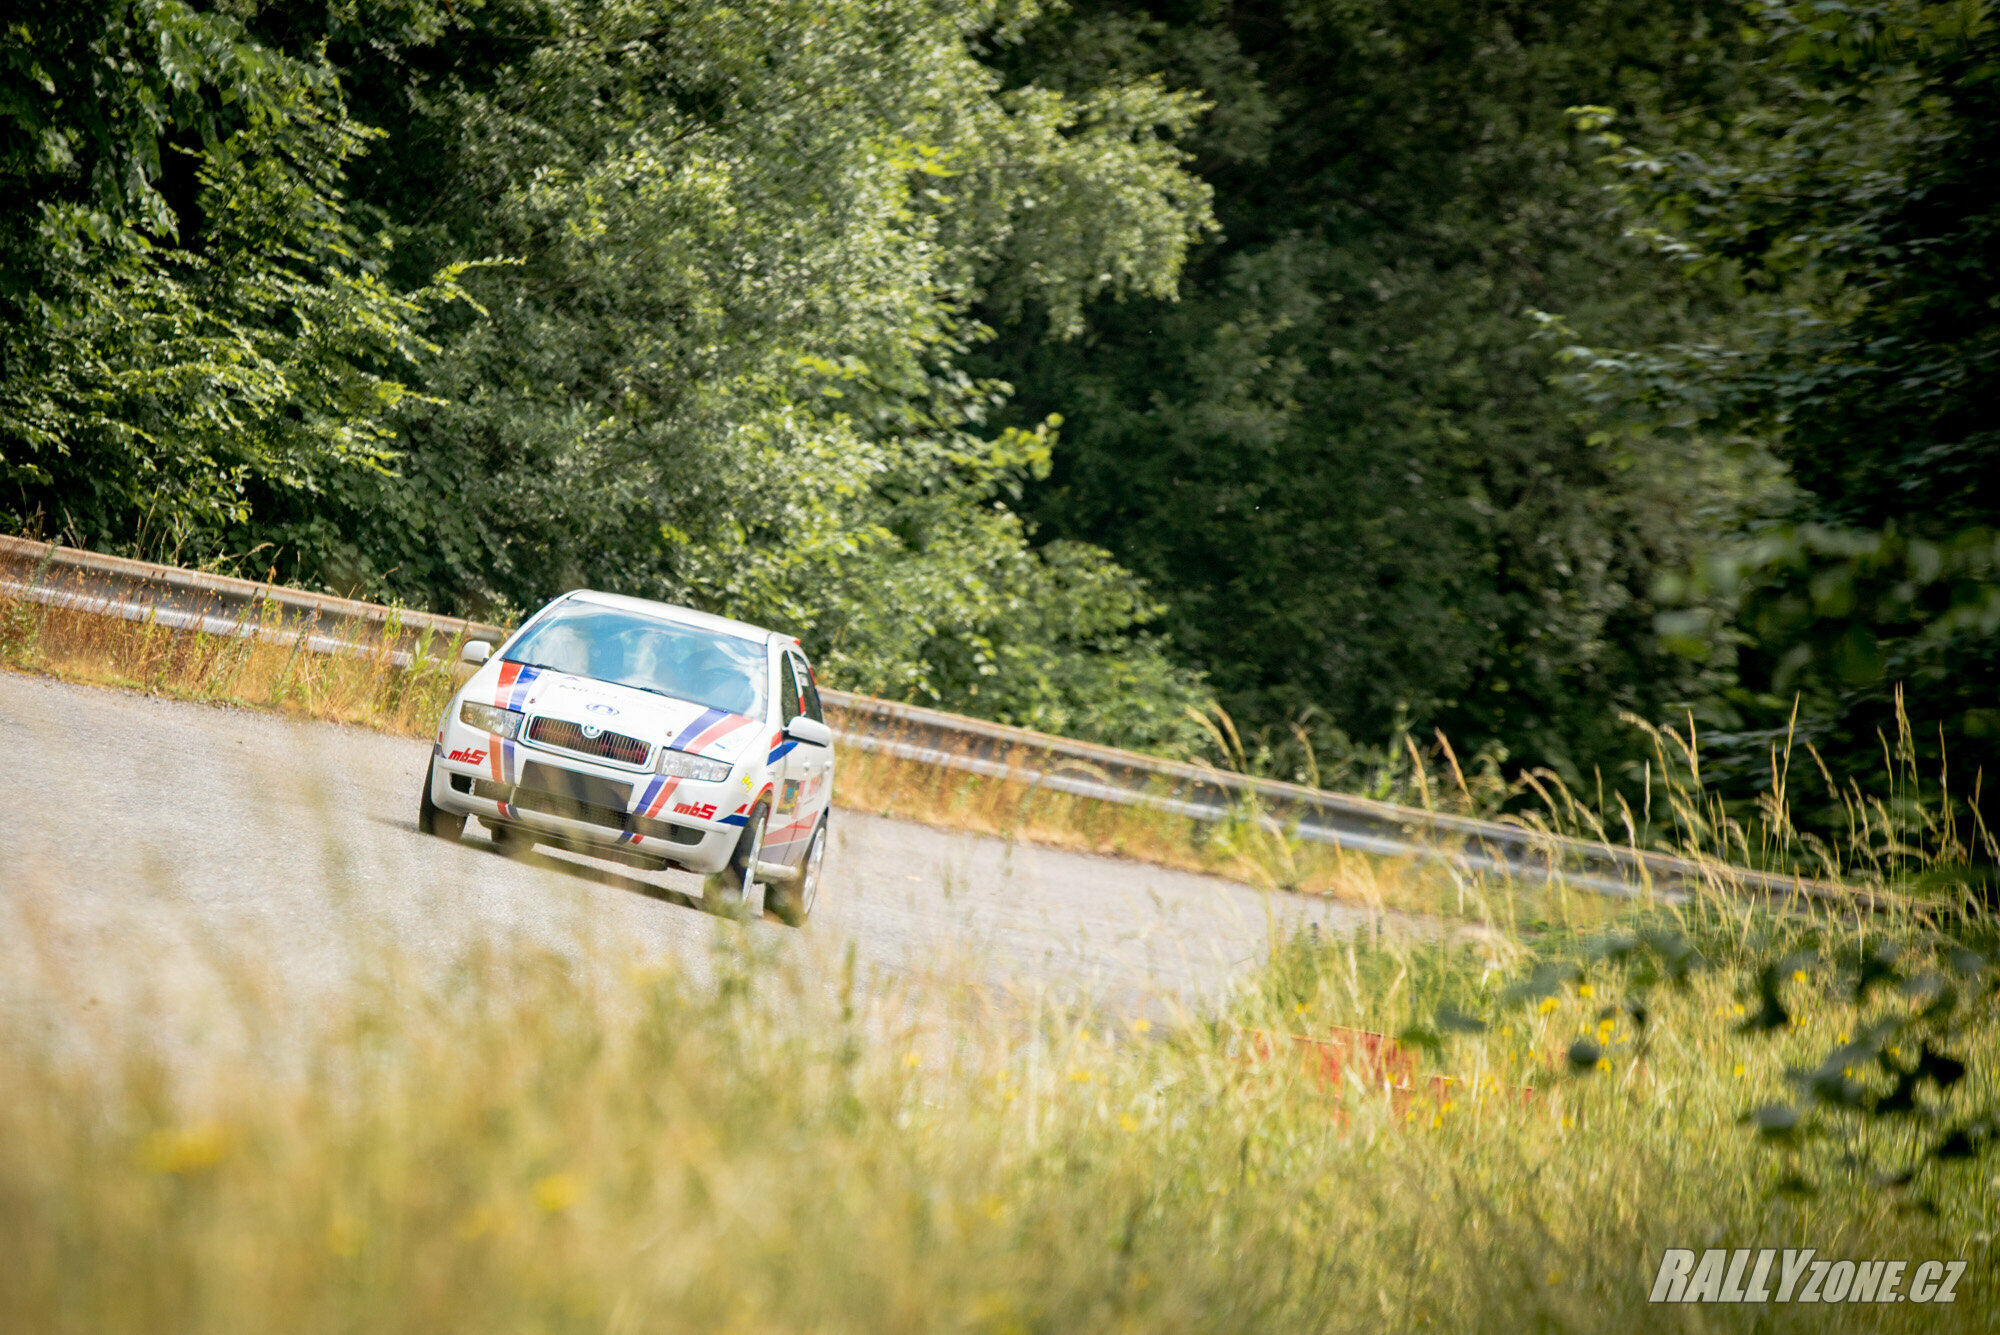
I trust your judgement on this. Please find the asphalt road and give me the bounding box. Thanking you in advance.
[0,671,1391,1037]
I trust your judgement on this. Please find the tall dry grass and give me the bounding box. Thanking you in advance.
[0,587,467,735]
[2,581,1992,1326]
[830,739,1480,909]
[0,869,1991,1333]
[1494,698,1998,894]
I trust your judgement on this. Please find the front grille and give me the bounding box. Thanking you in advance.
[513,786,628,829]
[526,715,651,766]
[520,761,631,812]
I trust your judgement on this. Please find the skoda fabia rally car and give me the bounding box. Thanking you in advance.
[417,591,835,925]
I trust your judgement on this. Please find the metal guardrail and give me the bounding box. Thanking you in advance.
[812,691,1862,903]
[0,533,1863,905]
[0,534,504,666]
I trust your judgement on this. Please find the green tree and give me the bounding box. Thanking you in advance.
[0,0,469,555]
[1555,0,2000,818]
[4,0,1222,754]
[976,0,1761,785]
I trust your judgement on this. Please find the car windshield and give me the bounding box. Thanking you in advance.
[503,602,767,717]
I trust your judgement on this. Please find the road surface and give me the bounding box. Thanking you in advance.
[0,671,1397,1043]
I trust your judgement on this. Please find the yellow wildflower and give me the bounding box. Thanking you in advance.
[533,1173,579,1214]
[135,1122,228,1175]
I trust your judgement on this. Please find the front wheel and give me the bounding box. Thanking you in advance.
[417,757,465,841]
[705,801,768,916]
[766,817,826,927]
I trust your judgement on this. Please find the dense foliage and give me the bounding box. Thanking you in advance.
[2,0,1216,753]
[4,0,1996,828]
[0,0,472,554]
[979,0,1995,842]
[1555,0,2000,807]
[977,0,1763,784]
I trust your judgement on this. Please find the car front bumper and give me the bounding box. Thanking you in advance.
[429,729,743,874]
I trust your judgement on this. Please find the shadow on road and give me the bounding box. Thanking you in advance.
[368,814,711,914]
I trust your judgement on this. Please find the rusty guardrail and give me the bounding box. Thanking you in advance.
[0,533,1864,904]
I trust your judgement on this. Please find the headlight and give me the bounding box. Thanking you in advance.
[657,749,731,782]
[460,700,523,739]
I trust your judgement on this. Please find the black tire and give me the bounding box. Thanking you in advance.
[417,756,465,840]
[488,822,534,857]
[705,801,768,916]
[766,817,826,927]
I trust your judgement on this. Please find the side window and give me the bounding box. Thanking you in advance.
[779,654,803,725]
[794,655,824,723]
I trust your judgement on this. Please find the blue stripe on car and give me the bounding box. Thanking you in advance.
[631,775,667,814]
[669,707,729,751]
[506,665,540,711]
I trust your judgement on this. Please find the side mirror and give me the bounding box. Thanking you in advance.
[461,640,493,666]
[784,715,833,749]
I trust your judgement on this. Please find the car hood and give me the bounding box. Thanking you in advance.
[475,661,763,761]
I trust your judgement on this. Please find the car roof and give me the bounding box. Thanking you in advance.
[557,589,792,647]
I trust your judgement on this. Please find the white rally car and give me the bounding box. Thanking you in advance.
[417,590,834,924]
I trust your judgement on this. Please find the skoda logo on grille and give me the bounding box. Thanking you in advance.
[580,724,602,739]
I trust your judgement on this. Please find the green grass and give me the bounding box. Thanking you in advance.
[2,872,1993,1333]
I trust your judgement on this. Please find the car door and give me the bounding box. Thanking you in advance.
[767,652,819,865]
[788,649,833,835]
